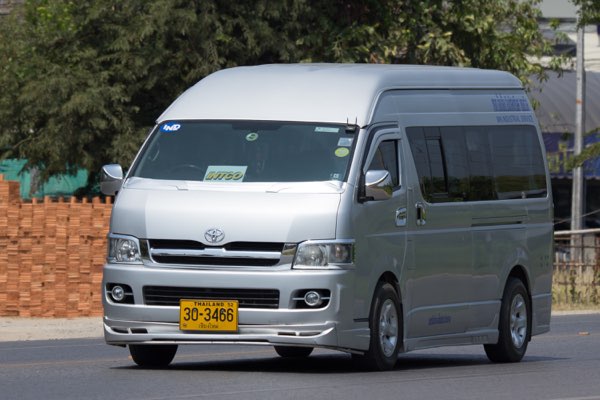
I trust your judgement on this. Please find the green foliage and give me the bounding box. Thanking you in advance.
[296,0,556,85]
[568,127,600,170]
[0,0,567,192]
[0,0,308,190]
[571,0,600,25]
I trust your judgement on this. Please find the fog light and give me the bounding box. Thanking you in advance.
[111,285,125,302]
[304,291,322,307]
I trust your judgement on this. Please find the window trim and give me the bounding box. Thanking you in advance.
[358,126,402,203]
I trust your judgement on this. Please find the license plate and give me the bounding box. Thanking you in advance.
[179,299,238,332]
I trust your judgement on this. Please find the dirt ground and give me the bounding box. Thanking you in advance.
[0,317,103,342]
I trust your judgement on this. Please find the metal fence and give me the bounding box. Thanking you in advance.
[553,229,600,307]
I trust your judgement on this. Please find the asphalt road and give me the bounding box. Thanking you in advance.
[1,314,599,400]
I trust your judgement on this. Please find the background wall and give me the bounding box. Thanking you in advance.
[0,175,110,317]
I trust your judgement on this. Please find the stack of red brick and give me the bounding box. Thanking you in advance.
[0,175,112,317]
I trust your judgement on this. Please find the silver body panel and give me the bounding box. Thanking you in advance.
[158,64,521,126]
[103,64,553,354]
[111,178,343,243]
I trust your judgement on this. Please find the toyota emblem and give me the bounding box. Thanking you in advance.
[204,228,225,244]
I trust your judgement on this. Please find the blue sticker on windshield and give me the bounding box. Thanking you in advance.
[161,122,182,132]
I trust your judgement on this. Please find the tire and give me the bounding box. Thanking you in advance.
[484,277,530,363]
[129,344,178,368]
[274,346,313,358]
[355,282,402,371]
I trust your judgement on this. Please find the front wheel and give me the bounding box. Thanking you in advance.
[129,344,178,368]
[355,282,402,371]
[484,277,530,363]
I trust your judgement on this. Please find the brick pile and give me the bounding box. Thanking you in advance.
[0,175,112,317]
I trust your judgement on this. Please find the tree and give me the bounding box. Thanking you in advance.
[569,0,600,169]
[296,0,558,85]
[0,0,564,193]
[572,0,600,26]
[0,0,307,192]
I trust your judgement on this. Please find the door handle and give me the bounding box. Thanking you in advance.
[416,202,426,226]
[395,207,407,227]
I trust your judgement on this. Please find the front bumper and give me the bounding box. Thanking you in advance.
[104,317,340,349]
[102,263,368,352]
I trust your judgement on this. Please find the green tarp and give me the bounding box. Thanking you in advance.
[0,159,88,199]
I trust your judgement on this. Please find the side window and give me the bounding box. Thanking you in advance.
[488,126,547,199]
[440,127,470,201]
[424,127,448,200]
[368,140,399,187]
[407,125,547,203]
[406,127,431,197]
[406,127,450,202]
[464,127,495,201]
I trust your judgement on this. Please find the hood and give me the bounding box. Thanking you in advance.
[110,178,343,244]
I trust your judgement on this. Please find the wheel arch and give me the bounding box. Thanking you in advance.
[359,271,404,368]
[376,271,401,303]
[506,265,533,341]
[507,265,531,298]
[374,271,404,349]
[366,271,402,321]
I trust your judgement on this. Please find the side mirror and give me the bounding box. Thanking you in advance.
[100,164,123,196]
[364,169,393,201]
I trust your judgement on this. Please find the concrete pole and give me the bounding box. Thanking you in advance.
[571,24,585,263]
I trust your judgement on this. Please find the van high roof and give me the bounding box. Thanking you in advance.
[158,64,523,127]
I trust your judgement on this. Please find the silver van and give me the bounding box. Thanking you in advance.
[101,64,553,371]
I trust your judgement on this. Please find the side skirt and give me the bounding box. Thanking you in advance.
[404,329,499,353]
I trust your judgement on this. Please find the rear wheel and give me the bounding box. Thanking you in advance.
[274,346,313,358]
[129,344,178,367]
[484,277,530,363]
[354,282,401,371]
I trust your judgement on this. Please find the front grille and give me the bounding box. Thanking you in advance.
[150,256,279,267]
[143,286,280,309]
[148,240,285,252]
[147,240,285,267]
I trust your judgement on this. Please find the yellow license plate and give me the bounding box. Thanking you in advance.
[179,299,238,332]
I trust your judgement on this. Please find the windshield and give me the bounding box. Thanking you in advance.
[130,121,356,183]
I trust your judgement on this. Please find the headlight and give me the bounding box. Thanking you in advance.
[292,241,354,269]
[108,234,142,263]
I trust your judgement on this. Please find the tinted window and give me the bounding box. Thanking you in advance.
[407,125,547,203]
[406,128,431,197]
[424,128,448,199]
[407,127,451,202]
[488,126,547,199]
[464,127,495,201]
[440,127,470,201]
